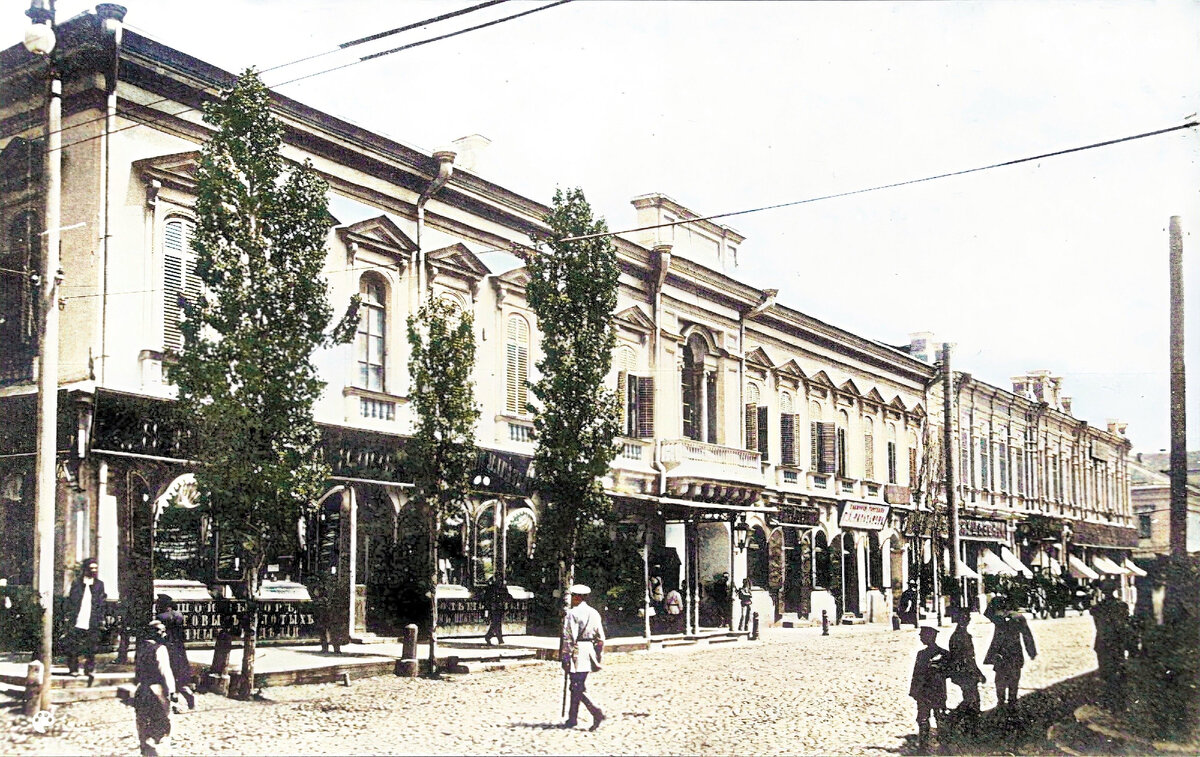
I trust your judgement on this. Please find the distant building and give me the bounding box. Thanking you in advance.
[1129,455,1200,557]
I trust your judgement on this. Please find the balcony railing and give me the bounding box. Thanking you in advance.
[660,438,762,470]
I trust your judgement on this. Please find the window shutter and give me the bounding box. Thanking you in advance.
[980,439,989,490]
[162,218,196,352]
[887,441,897,484]
[757,405,768,461]
[705,373,717,444]
[819,421,838,475]
[836,426,846,477]
[863,432,874,480]
[908,447,918,485]
[636,375,655,439]
[617,371,629,435]
[811,421,820,469]
[506,317,529,415]
[745,403,758,452]
[780,414,796,465]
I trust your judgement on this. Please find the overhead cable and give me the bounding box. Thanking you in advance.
[558,121,1200,243]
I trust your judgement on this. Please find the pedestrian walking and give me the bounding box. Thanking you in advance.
[154,595,195,711]
[898,581,919,628]
[1090,578,1132,709]
[983,596,1037,707]
[309,584,340,654]
[736,577,753,631]
[947,608,985,729]
[909,626,950,752]
[133,619,177,756]
[64,557,107,685]
[560,584,606,731]
[483,578,507,646]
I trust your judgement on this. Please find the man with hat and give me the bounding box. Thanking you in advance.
[560,584,606,730]
[64,557,107,685]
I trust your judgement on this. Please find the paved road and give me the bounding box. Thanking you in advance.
[4,614,1099,755]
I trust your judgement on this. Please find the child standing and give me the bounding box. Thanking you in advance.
[909,625,950,751]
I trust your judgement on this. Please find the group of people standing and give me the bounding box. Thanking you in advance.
[908,596,1038,751]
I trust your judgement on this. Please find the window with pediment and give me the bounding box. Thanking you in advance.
[745,382,768,458]
[681,332,716,443]
[505,314,530,415]
[356,274,387,391]
[779,391,797,465]
[163,216,201,352]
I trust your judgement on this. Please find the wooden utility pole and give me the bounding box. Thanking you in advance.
[1168,216,1188,558]
[942,344,960,613]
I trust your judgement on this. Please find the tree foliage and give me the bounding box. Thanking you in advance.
[406,296,479,669]
[525,187,621,617]
[169,69,355,697]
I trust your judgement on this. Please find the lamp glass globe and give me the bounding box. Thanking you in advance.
[23,22,55,55]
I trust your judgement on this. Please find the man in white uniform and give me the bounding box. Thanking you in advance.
[560,584,606,730]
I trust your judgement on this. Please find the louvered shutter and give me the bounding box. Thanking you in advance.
[506,317,529,414]
[887,441,898,484]
[163,218,196,352]
[705,373,717,444]
[864,431,875,480]
[617,371,629,435]
[909,447,918,485]
[835,426,846,477]
[757,405,768,461]
[811,422,820,469]
[745,403,758,451]
[819,421,837,474]
[635,376,655,438]
[780,414,796,465]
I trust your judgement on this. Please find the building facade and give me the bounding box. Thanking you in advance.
[0,8,1137,643]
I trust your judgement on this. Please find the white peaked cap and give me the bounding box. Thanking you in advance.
[569,584,591,595]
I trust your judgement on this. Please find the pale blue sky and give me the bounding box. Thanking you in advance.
[6,0,1198,451]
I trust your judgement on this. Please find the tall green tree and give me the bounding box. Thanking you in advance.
[407,296,479,674]
[526,187,621,620]
[170,69,356,699]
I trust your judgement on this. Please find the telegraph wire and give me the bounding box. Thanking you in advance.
[28,3,510,144]
[558,120,1200,243]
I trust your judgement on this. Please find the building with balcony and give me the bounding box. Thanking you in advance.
[0,8,1137,642]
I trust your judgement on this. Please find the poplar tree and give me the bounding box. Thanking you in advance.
[526,187,621,619]
[406,296,479,674]
[170,69,356,699]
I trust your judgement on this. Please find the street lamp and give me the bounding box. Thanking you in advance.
[24,0,60,716]
[733,516,750,552]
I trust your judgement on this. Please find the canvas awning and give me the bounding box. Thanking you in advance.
[1068,554,1100,580]
[1000,546,1034,578]
[1123,558,1148,577]
[978,548,1017,576]
[1092,555,1129,575]
[956,559,982,580]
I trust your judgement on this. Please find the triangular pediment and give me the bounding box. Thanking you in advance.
[613,305,654,333]
[889,395,909,412]
[864,388,886,405]
[839,379,863,397]
[428,242,489,279]
[495,266,531,290]
[338,216,416,256]
[133,151,201,193]
[774,359,805,379]
[806,370,836,389]
[909,402,926,418]
[745,347,773,368]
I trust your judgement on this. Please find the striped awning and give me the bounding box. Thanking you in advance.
[978,548,1017,576]
[1068,554,1100,580]
[1092,555,1129,575]
[1000,547,1034,578]
[1123,558,1149,577]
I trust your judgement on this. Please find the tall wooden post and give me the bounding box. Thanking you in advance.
[1168,217,1188,558]
[942,343,960,614]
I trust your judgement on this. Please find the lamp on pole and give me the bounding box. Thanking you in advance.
[25,0,60,715]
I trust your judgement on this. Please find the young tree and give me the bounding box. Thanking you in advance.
[406,296,479,674]
[170,69,356,699]
[526,187,621,620]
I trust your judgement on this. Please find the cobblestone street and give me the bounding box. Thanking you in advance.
[6,614,1099,756]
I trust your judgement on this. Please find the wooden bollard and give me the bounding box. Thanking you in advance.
[23,660,44,717]
[395,623,419,677]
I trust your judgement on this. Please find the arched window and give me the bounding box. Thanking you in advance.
[681,333,715,443]
[887,423,898,484]
[779,392,797,465]
[163,216,199,352]
[1,211,40,362]
[505,314,530,414]
[356,275,387,391]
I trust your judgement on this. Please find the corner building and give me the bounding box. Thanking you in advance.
[0,9,1134,643]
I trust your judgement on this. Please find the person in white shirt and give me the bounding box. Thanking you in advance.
[64,558,107,683]
[560,584,606,731]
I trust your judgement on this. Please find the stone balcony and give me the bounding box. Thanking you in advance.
[660,438,765,502]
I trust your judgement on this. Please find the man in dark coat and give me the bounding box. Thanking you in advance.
[64,557,107,684]
[154,595,195,710]
[947,608,986,730]
[133,619,176,756]
[483,578,508,646]
[909,625,950,751]
[984,596,1037,706]
[1090,578,1131,709]
[899,582,919,627]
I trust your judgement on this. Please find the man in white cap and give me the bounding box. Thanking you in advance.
[560,584,606,730]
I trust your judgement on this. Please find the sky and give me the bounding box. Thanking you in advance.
[4,0,1198,452]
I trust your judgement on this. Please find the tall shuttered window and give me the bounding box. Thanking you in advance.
[745,382,760,452]
[356,276,386,391]
[863,417,875,480]
[1,211,40,357]
[999,441,1009,492]
[780,393,797,466]
[908,432,918,485]
[162,217,200,352]
[886,424,897,484]
[505,314,530,415]
[979,438,989,490]
[811,420,838,475]
[621,373,655,438]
